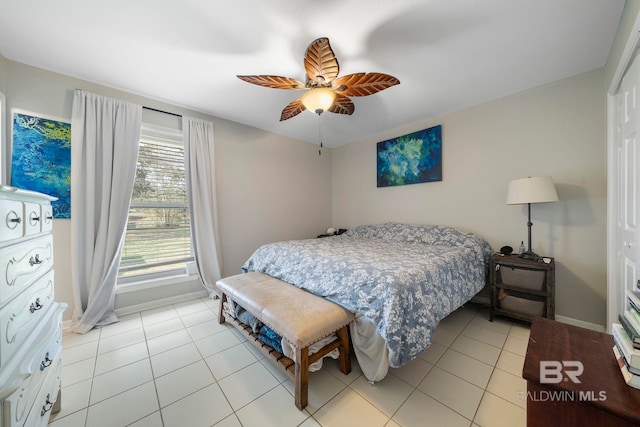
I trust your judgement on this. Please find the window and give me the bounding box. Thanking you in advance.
[119,125,193,281]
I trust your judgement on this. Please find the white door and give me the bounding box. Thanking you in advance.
[617,51,640,321]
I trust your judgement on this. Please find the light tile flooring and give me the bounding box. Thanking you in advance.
[48,298,529,427]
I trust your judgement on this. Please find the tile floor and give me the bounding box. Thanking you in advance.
[48,298,529,427]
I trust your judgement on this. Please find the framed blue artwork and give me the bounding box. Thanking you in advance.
[377,125,442,187]
[11,109,71,218]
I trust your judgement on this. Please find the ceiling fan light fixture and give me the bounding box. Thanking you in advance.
[238,37,399,121]
[301,87,336,115]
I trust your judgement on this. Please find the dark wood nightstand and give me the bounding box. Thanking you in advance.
[489,253,555,322]
[317,229,347,238]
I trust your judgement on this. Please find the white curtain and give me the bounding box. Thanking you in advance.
[70,90,142,334]
[183,117,222,295]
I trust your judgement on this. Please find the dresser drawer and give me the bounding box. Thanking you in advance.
[1,320,62,427]
[0,234,53,307]
[0,199,24,242]
[0,271,54,369]
[24,203,43,236]
[41,204,54,233]
[35,318,63,377]
[2,355,62,427]
[29,358,61,427]
[26,357,61,427]
[0,302,65,397]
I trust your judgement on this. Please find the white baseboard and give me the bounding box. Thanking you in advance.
[114,289,209,317]
[555,315,605,332]
[62,290,210,333]
[61,295,606,337]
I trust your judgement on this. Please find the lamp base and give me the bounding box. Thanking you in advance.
[519,250,541,261]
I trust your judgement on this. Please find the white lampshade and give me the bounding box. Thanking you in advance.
[301,88,336,114]
[506,176,559,205]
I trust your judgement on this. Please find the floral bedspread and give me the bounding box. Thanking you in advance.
[241,223,492,367]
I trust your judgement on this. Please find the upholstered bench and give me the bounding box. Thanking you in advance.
[216,272,354,410]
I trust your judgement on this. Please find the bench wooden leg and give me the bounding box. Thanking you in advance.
[218,293,227,324]
[336,326,351,375]
[294,346,309,410]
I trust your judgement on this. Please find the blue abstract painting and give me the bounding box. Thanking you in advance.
[377,125,442,187]
[11,110,71,218]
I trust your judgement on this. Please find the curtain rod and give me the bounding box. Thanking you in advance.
[143,106,182,118]
[73,90,183,118]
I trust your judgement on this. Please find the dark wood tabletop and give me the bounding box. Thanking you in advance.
[523,317,640,425]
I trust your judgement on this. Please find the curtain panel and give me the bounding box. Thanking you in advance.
[183,117,222,296]
[70,90,142,334]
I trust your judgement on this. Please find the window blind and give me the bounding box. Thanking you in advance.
[119,128,193,278]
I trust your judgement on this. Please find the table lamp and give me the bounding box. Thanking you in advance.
[506,176,558,260]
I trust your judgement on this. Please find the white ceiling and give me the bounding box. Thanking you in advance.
[0,0,626,148]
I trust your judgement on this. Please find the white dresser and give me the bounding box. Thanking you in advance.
[0,186,66,427]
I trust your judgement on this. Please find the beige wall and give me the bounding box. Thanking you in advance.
[3,60,332,320]
[0,54,614,327]
[332,69,607,327]
[215,122,333,276]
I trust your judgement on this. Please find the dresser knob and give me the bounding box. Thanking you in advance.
[9,217,21,223]
[29,298,43,313]
[40,394,53,416]
[29,254,42,266]
[40,352,53,371]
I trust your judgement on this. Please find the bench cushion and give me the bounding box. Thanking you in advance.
[216,272,354,349]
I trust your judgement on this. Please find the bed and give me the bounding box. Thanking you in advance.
[241,222,492,381]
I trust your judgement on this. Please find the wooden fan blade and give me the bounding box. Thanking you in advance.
[280,98,306,121]
[237,75,305,90]
[304,38,340,85]
[333,72,400,96]
[328,93,354,115]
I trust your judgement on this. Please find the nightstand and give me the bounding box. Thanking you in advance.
[489,253,555,322]
[317,229,347,238]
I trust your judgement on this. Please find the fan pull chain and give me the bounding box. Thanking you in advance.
[318,113,323,156]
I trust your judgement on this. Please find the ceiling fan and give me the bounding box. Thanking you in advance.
[237,37,400,121]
